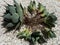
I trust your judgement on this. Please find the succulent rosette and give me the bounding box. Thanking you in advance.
[3,0,57,45]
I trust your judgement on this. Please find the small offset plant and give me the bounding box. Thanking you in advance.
[3,0,57,45]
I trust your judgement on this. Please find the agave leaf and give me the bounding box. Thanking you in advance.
[4,13,11,19]
[31,31,47,43]
[17,28,32,39]
[40,10,49,17]
[8,5,16,14]
[38,3,45,12]
[43,28,56,38]
[28,1,36,13]
[48,30,56,38]
[17,30,28,39]
[41,30,49,39]
[36,37,40,41]
[49,13,57,22]
[26,36,32,41]
[20,4,23,10]
[14,0,23,23]
[37,35,46,44]
[17,32,25,38]
[31,32,40,38]
[45,13,57,23]
[31,38,36,43]
[49,23,55,28]
[6,23,14,27]
[44,13,57,28]
[17,34,26,39]
[41,28,50,39]
[44,20,55,28]
[11,13,19,23]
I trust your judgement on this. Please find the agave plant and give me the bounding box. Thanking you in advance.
[3,0,23,32]
[3,0,57,45]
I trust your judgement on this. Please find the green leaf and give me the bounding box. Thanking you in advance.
[11,13,19,23]
[8,5,16,14]
[41,30,49,39]
[40,10,49,17]
[14,0,23,23]
[49,13,57,22]
[4,13,11,19]
[38,3,45,12]
[48,30,56,38]
[44,13,57,28]
[37,35,46,44]
[43,28,56,38]
[28,1,36,13]
[17,28,32,39]
[31,31,40,38]
[6,23,14,27]
[45,13,57,23]
[42,28,50,38]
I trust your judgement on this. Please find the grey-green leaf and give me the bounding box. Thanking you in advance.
[8,5,16,14]
[6,23,14,27]
[14,0,23,23]
[4,13,11,19]
[11,13,19,23]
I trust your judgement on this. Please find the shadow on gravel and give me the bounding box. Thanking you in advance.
[2,20,19,33]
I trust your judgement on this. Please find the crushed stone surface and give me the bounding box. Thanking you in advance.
[0,0,60,45]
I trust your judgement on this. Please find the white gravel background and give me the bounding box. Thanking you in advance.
[0,0,60,45]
